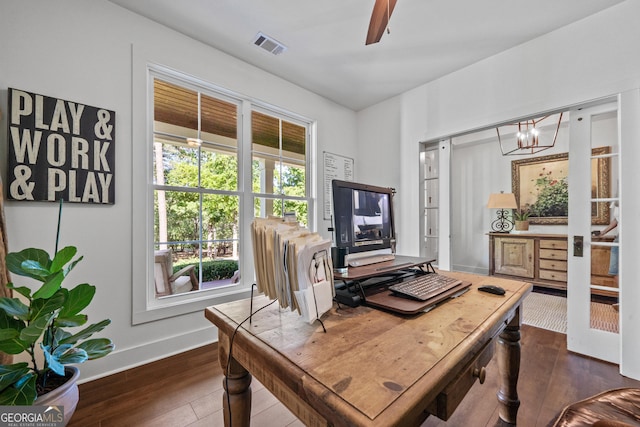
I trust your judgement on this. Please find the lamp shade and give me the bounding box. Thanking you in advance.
[487,192,517,209]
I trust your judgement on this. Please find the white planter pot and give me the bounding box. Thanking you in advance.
[34,366,80,427]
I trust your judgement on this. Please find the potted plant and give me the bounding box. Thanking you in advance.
[0,213,113,424]
[513,208,531,231]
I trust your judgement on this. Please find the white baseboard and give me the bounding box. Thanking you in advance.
[76,326,218,384]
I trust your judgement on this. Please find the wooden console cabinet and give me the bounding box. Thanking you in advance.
[488,233,616,296]
[489,233,567,291]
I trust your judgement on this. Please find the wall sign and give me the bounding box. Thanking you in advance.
[323,151,354,220]
[7,88,115,204]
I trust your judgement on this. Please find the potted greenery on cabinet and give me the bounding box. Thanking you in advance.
[0,215,114,425]
[514,209,531,231]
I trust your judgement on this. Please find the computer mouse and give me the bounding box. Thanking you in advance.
[478,285,505,296]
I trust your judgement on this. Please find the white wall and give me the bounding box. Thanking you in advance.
[355,97,401,188]
[353,86,429,257]
[0,0,357,381]
[357,0,640,378]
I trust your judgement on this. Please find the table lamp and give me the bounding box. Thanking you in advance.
[487,192,517,232]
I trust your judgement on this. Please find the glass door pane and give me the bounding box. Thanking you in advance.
[590,110,619,333]
[421,144,439,261]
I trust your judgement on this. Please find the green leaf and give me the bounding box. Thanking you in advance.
[0,329,18,341]
[6,248,51,280]
[7,284,32,299]
[0,313,27,353]
[0,372,36,405]
[77,338,114,360]
[64,256,83,278]
[59,283,95,318]
[0,339,28,354]
[52,343,73,356]
[0,332,29,354]
[0,363,30,390]
[56,347,88,365]
[59,319,111,346]
[50,246,77,273]
[0,297,29,320]
[42,346,85,376]
[20,260,50,278]
[0,311,24,330]
[55,314,87,328]
[53,327,71,344]
[32,270,64,299]
[19,312,54,346]
[31,290,66,322]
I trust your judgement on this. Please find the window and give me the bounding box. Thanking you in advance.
[153,78,242,299]
[146,68,313,314]
[251,109,309,226]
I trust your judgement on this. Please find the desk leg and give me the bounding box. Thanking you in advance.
[219,335,252,427]
[496,308,521,425]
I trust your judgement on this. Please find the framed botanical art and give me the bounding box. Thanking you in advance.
[511,147,610,225]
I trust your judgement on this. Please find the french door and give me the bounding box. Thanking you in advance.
[567,100,620,363]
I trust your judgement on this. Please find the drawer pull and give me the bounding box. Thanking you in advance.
[473,366,486,384]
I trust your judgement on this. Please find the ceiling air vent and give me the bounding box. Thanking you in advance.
[253,32,287,55]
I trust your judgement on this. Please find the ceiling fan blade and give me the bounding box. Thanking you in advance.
[365,0,398,45]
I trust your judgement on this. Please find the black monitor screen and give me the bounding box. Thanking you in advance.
[331,180,395,254]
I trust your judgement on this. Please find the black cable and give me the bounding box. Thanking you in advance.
[225,291,278,427]
[224,278,329,424]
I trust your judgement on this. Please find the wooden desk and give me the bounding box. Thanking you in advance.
[205,272,532,426]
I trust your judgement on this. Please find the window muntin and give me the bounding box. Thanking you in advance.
[148,74,312,307]
[251,110,309,225]
[153,78,241,299]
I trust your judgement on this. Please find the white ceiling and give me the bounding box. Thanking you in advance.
[109,0,623,111]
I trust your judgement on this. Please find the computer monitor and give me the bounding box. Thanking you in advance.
[331,179,395,257]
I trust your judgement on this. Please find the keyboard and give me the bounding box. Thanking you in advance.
[388,273,462,301]
[348,254,395,267]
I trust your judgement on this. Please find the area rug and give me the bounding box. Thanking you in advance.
[522,292,619,334]
[523,292,568,333]
[590,301,620,333]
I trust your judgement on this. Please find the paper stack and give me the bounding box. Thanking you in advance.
[251,217,334,323]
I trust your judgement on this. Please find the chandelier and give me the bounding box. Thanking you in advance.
[497,113,563,156]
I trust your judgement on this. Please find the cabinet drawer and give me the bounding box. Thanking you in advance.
[539,269,567,282]
[426,339,495,420]
[539,248,567,261]
[539,259,567,271]
[540,239,568,250]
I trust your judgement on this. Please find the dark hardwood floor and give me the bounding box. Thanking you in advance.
[68,325,640,427]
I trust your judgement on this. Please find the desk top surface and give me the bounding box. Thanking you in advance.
[205,272,532,426]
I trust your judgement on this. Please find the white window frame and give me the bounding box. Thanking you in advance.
[132,64,315,324]
[250,105,314,225]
